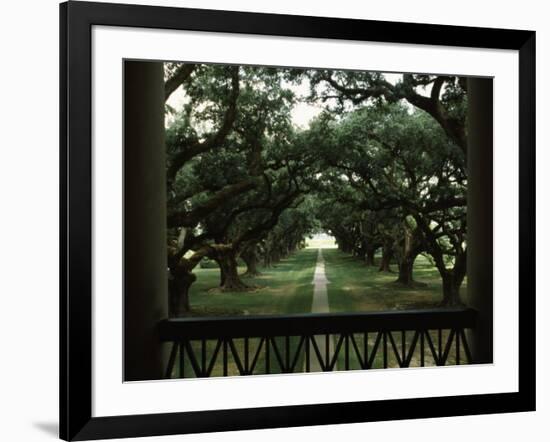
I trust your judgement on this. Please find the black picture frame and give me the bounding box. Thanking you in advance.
[60,1,536,440]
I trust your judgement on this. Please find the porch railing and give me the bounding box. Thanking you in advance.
[159,308,477,378]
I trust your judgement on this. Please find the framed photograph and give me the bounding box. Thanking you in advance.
[60,1,535,440]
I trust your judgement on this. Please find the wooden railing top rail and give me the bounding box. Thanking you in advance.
[158,308,478,341]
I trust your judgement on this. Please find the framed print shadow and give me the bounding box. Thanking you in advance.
[60,1,536,440]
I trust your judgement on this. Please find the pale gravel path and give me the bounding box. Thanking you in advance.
[307,248,337,372]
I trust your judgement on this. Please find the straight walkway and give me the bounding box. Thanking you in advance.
[307,248,337,371]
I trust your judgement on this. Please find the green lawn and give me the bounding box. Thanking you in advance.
[321,248,467,369]
[188,247,466,316]
[188,247,317,316]
[323,248,467,312]
[172,249,317,378]
[171,247,467,377]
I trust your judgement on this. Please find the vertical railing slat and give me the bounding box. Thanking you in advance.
[179,341,185,378]
[420,331,425,367]
[165,342,178,379]
[223,339,228,376]
[305,335,310,372]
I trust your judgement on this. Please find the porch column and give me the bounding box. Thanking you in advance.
[467,77,493,363]
[124,61,169,381]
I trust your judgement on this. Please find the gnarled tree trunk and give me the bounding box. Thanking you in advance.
[212,246,249,291]
[413,214,467,307]
[241,245,261,277]
[395,253,418,286]
[338,240,353,254]
[270,250,281,266]
[167,246,210,317]
[168,269,196,317]
[378,244,393,272]
[393,225,423,286]
[441,276,462,306]
[365,246,376,266]
[263,252,272,268]
[440,253,467,306]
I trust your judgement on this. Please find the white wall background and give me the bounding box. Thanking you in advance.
[0,0,546,441]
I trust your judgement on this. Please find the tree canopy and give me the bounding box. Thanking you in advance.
[163,63,468,316]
